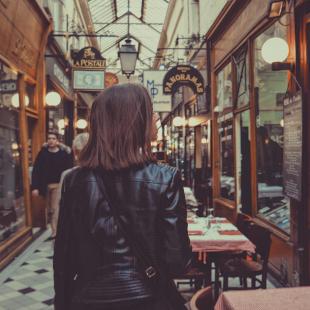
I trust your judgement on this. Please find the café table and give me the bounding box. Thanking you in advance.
[214,286,310,310]
[188,217,255,254]
[187,216,255,295]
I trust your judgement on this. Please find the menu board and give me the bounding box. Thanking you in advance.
[283,91,302,201]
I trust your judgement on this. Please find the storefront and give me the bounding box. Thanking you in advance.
[0,0,50,269]
[207,0,310,285]
[45,44,74,147]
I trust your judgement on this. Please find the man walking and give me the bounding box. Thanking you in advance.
[31,132,73,239]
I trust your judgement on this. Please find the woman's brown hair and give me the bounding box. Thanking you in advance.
[79,83,154,170]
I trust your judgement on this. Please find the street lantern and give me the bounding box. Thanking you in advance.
[268,0,286,18]
[261,37,289,64]
[118,38,138,79]
[46,91,61,107]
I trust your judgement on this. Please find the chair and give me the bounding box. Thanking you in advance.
[236,212,253,237]
[219,222,272,290]
[175,253,208,290]
[189,286,213,310]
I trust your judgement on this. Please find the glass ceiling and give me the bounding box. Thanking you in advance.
[87,0,169,75]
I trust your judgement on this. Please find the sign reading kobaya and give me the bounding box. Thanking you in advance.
[163,65,204,94]
[73,47,106,69]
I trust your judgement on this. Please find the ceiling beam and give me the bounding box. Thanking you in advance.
[129,12,161,34]
[112,0,117,19]
[95,12,128,33]
[141,0,145,22]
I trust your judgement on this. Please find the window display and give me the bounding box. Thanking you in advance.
[0,63,26,243]
[218,113,235,200]
[254,20,290,234]
[216,63,232,110]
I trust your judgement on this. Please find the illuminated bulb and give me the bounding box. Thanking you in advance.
[11,142,19,150]
[261,37,289,64]
[201,137,208,144]
[280,119,284,127]
[188,117,199,127]
[57,119,65,129]
[76,119,88,129]
[11,94,29,108]
[172,116,186,127]
[46,91,61,106]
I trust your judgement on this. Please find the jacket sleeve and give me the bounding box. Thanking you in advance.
[53,176,77,310]
[160,169,192,277]
[31,150,43,190]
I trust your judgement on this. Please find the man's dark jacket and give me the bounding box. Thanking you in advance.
[31,145,73,196]
[53,163,192,309]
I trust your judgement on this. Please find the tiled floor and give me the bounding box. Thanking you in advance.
[0,230,54,310]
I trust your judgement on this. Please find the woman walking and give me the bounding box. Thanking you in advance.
[53,84,191,310]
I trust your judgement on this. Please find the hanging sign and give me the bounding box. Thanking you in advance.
[0,79,17,94]
[143,70,171,112]
[163,65,204,95]
[73,47,106,69]
[283,91,303,201]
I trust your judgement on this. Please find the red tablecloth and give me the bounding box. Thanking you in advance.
[215,286,310,310]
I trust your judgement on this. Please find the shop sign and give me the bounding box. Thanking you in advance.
[163,65,204,95]
[0,79,17,94]
[53,63,70,93]
[143,70,171,112]
[73,70,105,91]
[73,47,106,69]
[283,91,303,201]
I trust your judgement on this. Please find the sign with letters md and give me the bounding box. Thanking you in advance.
[143,70,171,112]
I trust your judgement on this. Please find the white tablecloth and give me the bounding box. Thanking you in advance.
[188,217,255,253]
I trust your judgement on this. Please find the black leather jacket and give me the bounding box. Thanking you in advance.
[53,163,192,309]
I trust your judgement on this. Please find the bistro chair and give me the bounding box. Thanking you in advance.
[213,213,254,289]
[175,253,208,290]
[189,286,213,310]
[219,222,272,290]
[236,212,253,237]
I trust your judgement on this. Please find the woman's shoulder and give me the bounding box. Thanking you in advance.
[132,162,179,185]
[62,166,95,189]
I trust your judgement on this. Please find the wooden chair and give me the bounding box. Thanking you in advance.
[189,286,213,310]
[175,253,208,290]
[236,212,253,237]
[219,223,272,290]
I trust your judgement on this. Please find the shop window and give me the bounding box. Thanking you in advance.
[0,62,26,244]
[216,63,233,111]
[218,113,234,200]
[185,127,195,187]
[25,83,36,109]
[233,48,250,108]
[195,122,212,206]
[235,110,251,214]
[254,21,290,233]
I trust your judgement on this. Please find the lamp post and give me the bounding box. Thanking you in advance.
[268,0,286,18]
[118,38,138,79]
[118,0,138,79]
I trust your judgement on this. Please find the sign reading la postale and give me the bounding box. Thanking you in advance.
[73,47,106,69]
[163,65,204,95]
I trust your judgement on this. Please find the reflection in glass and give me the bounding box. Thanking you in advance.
[218,114,235,200]
[254,20,290,234]
[0,62,26,244]
[233,48,250,108]
[235,110,251,214]
[216,63,232,110]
